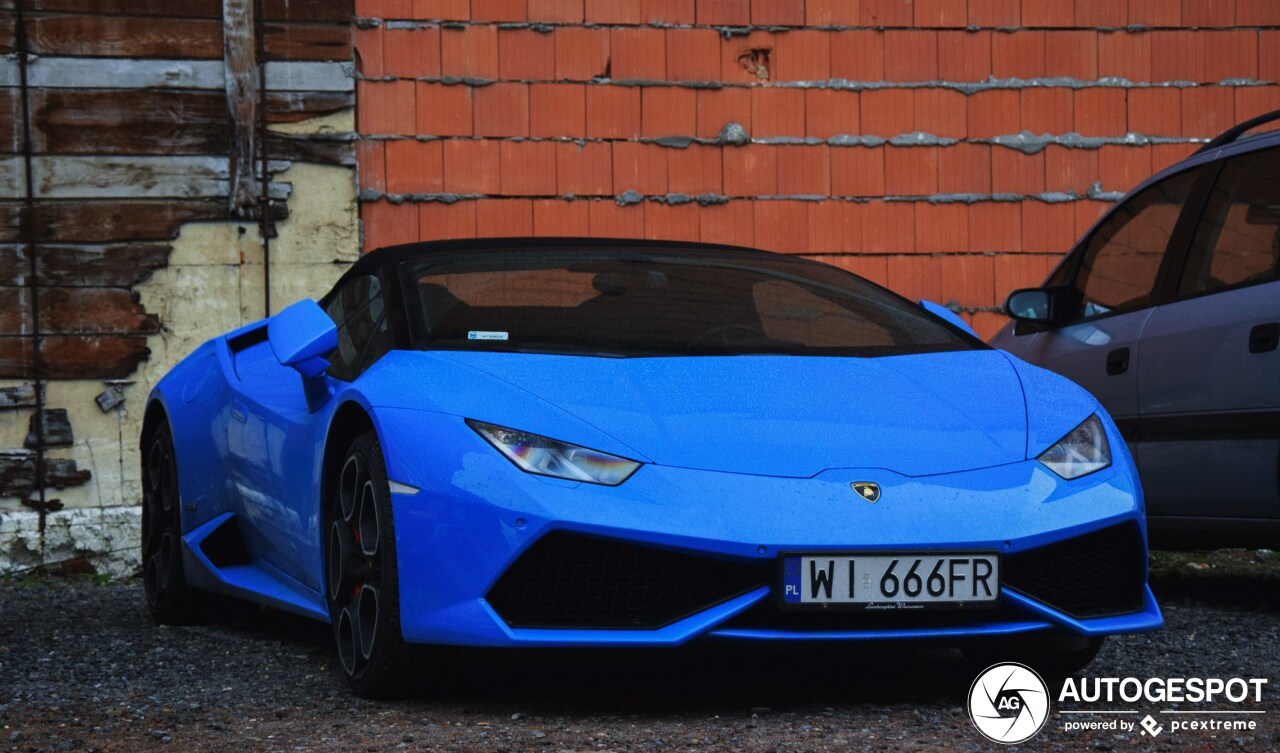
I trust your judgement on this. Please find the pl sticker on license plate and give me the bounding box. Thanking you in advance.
[781,553,999,609]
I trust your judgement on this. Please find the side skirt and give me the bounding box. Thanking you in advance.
[181,511,329,621]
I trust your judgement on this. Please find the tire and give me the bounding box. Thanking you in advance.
[964,635,1105,681]
[142,422,207,625]
[325,431,416,698]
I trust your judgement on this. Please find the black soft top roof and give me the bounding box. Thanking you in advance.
[345,237,778,278]
[327,238,797,303]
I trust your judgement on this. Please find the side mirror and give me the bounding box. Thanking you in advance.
[268,299,337,378]
[1005,288,1057,323]
[919,300,978,338]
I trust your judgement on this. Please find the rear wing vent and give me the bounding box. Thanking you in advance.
[226,323,268,353]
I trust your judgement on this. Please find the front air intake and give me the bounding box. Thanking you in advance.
[1003,522,1147,619]
[486,532,767,629]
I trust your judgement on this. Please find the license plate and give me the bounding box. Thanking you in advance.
[781,553,999,609]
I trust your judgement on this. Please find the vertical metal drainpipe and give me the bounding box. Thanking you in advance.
[254,0,272,317]
[13,0,49,545]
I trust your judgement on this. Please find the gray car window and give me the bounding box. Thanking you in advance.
[323,274,392,381]
[1178,147,1280,296]
[1070,169,1199,320]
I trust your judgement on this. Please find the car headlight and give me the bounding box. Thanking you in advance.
[1037,414,1111,480]
[466,419,640,486]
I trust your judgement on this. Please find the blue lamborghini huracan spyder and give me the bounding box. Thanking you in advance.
[142,239,1162,697]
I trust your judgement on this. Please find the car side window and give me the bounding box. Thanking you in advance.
[1178,148,1280,297]
[1068,169,1200,320]
[323,274,392,381]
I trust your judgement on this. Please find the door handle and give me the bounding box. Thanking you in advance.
[1106,347,1130,376]
[1249,323,1279,353]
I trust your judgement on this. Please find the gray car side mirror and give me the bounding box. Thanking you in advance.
[1003,288,1054,323]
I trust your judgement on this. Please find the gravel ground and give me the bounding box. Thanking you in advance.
[1,562,1276,753]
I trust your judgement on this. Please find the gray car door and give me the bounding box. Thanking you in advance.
[1136,147,1280,522]
[1009,169,1203,422]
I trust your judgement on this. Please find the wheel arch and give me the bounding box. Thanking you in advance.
[322,400,378,509]
[140,396,170,450]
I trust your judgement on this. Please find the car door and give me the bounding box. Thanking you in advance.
[1012,168,1204,425]
[1135,146,1280,522]
[228,274,393,590]
[226,324,326,588]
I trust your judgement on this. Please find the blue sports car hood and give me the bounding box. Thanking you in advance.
[369,349,1033,478]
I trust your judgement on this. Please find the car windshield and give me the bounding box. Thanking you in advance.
[398,248,980,357]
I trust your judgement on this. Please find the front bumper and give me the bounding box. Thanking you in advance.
[379,410,1162,647]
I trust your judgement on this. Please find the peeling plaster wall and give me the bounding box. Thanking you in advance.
[138,154,361,381]
[0,114,359,576]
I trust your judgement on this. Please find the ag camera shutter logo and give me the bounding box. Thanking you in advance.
[968,663,1051,744]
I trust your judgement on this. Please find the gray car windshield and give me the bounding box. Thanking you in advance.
[399,249,980,357]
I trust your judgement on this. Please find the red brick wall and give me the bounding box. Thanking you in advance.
[353,0,1280,339]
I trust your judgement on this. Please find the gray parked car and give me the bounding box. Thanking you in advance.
[991,111,1280,550]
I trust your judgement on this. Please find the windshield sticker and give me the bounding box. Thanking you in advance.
[468,330,509,341]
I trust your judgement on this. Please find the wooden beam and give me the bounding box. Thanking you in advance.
[19,57,226,89]
[0,384,37,410]
[0,155,292,200]
[7,0,222,18]
[262,22,351,62]
[0,286,161,336]
[17,89,351,153]
[4,0,350,23]
[33,155,229,199]
[6,57,352,92]
[0,17,14,55]
[0,89,22,154]
[262,0,352,23]
[264,132,355,166]
[0,157,20,197]
[24,14,222,58]
[0,335,151,379]
[22,16,348,65]
[266,90,354,122]
[29,88,231,155]
[0,451,92,499]
[25,408,73,448]
[265,60,353,92]
[0,198,286,243]
[223,0,258,215]
[0,243,170,287]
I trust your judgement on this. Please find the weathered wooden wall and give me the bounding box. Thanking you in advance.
[1,0,356,574]
[1,0,353,375]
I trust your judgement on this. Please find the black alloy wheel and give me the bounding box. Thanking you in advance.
[142,423,204,624]
[326,431,415,697]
